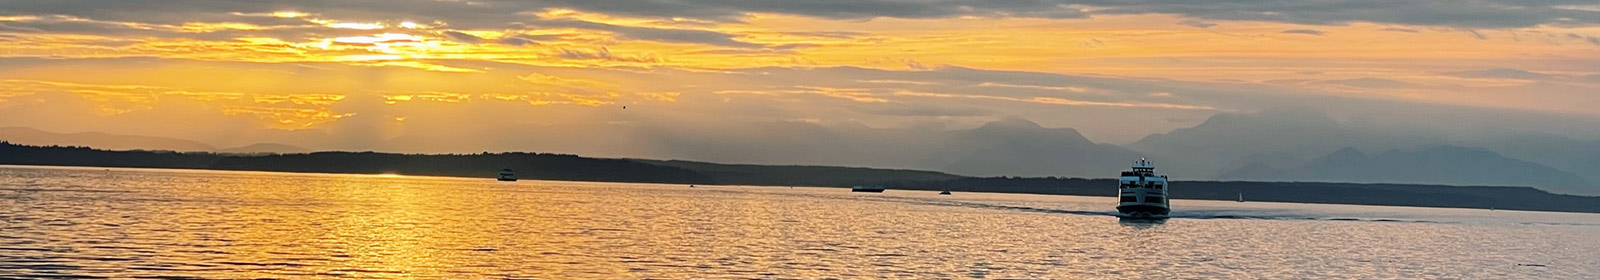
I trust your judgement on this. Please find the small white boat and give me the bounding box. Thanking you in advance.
[497,168,517,181]
[852,185,885,193]
[1237,192,1244,203]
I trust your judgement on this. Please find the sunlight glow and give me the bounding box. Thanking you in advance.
[270,11,309,18]
[0,5,1597,132]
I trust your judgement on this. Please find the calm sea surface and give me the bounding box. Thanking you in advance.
[2,165,1596,279]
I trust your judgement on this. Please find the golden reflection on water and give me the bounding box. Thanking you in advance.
[1,166,1597,279]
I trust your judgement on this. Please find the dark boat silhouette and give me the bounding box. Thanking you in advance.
[851,185,885,193]
[497,168,517,181]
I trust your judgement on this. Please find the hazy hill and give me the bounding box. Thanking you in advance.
[1124,110,1600,195]
[638,160,962,186]
[1129,110,1438,178]
[1218,146,1596,195]
[0,142,711,184]
[1476,133,1600,187]
[0,127,215,152]
[939,118,1141,177]
[208,152,713,184]
[5,142,1600,213]
[0,142,954,186]
[217,143,312,154]
[587,118,1143,178]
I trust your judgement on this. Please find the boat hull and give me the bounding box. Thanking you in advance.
[497,177,517,182]
[851,189,884,193]
[1116,205,1170,218]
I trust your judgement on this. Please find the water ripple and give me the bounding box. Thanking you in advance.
[0,166,1595,279]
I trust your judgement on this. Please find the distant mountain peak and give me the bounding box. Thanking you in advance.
[981,116,1044,129]
[966,117,1088,142]
[1136,109,1341,146]
[1323,147,1369,160]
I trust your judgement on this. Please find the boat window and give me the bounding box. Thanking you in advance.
[1121,196,1138,202]
[1154,184,1163,190]
[1144,196,1163,203]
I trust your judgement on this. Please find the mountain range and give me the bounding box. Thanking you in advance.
[4,142,1597,213]
[4,110,1597,195]
[0,127,309,154]
[1133,110,1596,195]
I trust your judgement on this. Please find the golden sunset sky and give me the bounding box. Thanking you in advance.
[2,1,1598,156]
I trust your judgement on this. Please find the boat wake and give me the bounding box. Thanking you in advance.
[697,187,1598,227]
[857,195,1451,224]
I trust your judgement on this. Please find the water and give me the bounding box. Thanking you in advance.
[2,165,1596,279]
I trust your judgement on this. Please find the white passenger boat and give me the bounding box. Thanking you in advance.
[1117,158,1169,218]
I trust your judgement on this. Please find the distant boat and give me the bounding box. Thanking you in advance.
[1117,158,1169,219]
[497,168,517,181]
[852,185,885,193]
[939,189,952,195]
[1237,192,1244,203]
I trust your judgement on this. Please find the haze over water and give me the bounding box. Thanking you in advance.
[2,166,1596,279]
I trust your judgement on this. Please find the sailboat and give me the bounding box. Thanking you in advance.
[1237,192,1244,203]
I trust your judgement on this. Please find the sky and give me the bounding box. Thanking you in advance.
[2,0,1599,155]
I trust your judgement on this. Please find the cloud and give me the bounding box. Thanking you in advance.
[530,19,765,48]
[5,56,1600,152]
[440,30,482,43]
[975,82,1092,93]
[1178,19,1216,28]
[1380,27,1419,33]
[1465,30,1492,40]
[555,47,658,62]
[1313,78,1416,88]
[776,31,869,39]
[1444,68,1552,80]
[1078,0,1600,28]
[856,103,992,117]
[1281,29,1324,36]
[3,0,1596,32]
[892,90,1217,110]
[1442,68,1600,86]
[496,34,552,46]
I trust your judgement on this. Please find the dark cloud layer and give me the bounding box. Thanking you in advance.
[1078,0,1600,28]
[530,19,765,48]
[3,0,1597,31]
[1281,29,1324,35]
[440,30,482,43]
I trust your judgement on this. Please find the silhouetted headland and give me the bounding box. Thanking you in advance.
[3,141,1598,213]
